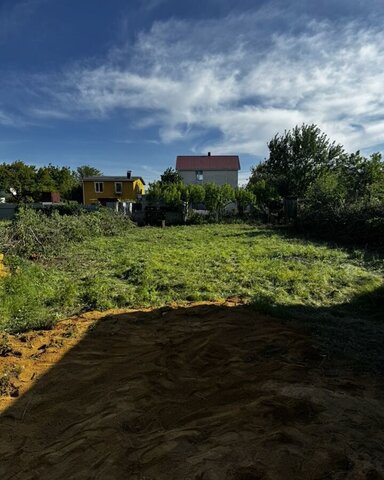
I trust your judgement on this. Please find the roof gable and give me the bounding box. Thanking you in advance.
[176,155,240,171]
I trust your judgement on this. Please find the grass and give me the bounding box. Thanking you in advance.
[0,223,382,334]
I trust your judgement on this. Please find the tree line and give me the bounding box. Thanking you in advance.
[146,168,255,221]
[246,124,384,246]
[248,123,383,204]
[2,124,383,246]
[147,124,384,245]
[0,163,102,203]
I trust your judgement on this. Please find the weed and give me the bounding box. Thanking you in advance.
[0,334,12,356]
[0,364,22,397]
[61,325,78,339]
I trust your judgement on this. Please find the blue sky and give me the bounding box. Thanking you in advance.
[1,0,384,184]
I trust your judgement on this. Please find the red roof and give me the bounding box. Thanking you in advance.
[176,155,240,171]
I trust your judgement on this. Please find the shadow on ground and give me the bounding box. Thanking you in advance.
[0,301,384,480]
[253,285,384,375]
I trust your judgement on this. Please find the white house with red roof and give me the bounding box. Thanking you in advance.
[175,152,240,189]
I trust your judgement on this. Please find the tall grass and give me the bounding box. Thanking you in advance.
[0,207,134,258]
[1,222,382,333]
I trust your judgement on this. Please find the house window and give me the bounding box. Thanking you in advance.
[94,182,104,193]
[196,170,203,182]
[115,182,123,194]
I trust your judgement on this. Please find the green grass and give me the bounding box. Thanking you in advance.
[0,224,383,333]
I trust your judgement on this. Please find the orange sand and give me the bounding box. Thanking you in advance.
[0,301,383,479]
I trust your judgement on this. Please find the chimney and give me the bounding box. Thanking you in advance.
[208,152,211,156]
[127,170,132,179]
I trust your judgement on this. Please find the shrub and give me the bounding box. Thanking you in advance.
[3,207,135,259]
[298,202,384,247]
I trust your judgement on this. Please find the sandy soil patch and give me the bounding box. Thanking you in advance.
[0,301,383,479]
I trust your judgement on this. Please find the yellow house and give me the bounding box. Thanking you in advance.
[82,172,145,205]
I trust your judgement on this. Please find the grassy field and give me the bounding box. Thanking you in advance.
[0,223,382,336]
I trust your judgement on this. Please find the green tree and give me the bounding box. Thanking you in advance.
[306,171,347,211]
[147,169,205,210]
[235,187,256,217]
[258,124,345,197]
[0,161,37,202]
[36,164,79,200]
[160,167,182,184]
[76,165,102,180]
[339,151,384,203]
[247,163,280,207]
[204,183,235,221]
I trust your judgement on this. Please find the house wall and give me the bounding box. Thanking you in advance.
[178,170,238,189]
[83,179,145,205]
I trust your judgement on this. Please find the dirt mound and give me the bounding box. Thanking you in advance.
[0,301,383,479]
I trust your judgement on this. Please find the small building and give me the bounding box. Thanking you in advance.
[176,152,240,189]
[82,171,145,205]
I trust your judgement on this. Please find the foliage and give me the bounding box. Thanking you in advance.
[1,224,381,334]
[35,164,79,200]
[160,167,182,184]
[338,152,384,203]
[299,152,384,246]
[1,207,135,259]
[298,202,384,247]
[235,187,256,217]
[76,165,103,180]
[0,161,38,202]
[0,160,103,203]
[305,171,347,211]
[247,165,281,207]
[203,183,235,220]
[249,124,345,198]
[247,124,384,246]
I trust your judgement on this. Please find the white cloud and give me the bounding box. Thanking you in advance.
[20,12,384,156]
[0,110,23,127]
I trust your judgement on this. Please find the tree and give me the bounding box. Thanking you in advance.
[0,161,38,202]
[76,165,102,181]
[235,187,256,217]
[204,183,235,221]
[247,163,280,206]
[146,171,206,218]
[0,161,103,203]
[339,151,384,203]
[305,171,347,211]
[36,164,79,200]
[160,167,182,184]
[185,184,205,205]
[256,124,345,198]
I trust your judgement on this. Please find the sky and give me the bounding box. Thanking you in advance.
[1,0,384,185]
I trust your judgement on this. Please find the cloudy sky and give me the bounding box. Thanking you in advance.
[1,0,384,183]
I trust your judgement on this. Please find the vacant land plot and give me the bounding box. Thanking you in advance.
[0,224,383,478]
[0,223,382,331]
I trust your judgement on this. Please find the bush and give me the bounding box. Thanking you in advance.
[298,202,384,247]
[2,207,135,259]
